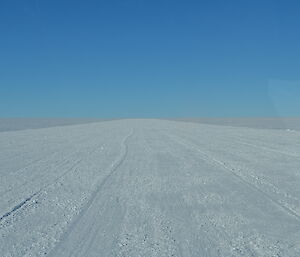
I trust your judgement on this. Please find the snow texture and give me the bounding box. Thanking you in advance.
[0,119,299,257]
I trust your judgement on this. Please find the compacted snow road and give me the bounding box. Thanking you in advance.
[0,119,300,257]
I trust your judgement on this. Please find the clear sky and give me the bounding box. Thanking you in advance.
[1,0,300,118]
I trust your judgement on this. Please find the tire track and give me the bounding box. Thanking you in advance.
[0,143,102,224]
[0,192,38,222]
[0,158,82,224]
[146,129,246,257]
[47,130,133,257]
[165,132,300,222]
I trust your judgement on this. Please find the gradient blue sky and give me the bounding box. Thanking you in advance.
[1,0,300,118]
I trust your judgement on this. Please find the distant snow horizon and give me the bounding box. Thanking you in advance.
[1,117,300,132]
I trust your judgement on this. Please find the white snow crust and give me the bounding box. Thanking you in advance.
[0,119,299,256]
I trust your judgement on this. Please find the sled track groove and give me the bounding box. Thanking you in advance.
[47,130,133,257]
[0,193,38,222]
[166,132,300,222]
[0,158,83,224]
[0,143,104,224]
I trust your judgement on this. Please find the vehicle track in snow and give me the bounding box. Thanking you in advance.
[47,130,133,257]
[0,157,83,224]
[165,131,300,222]
[0,143,105,225]
[1,120,300,257]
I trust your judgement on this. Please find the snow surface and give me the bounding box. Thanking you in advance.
[0,118,110,132]
[0,119,300,257]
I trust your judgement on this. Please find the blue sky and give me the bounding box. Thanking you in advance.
[1,0,300,117]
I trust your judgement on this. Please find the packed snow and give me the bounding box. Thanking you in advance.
[0,119,299,257]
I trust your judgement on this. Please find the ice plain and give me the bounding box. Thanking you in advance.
[0,119,300,257]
